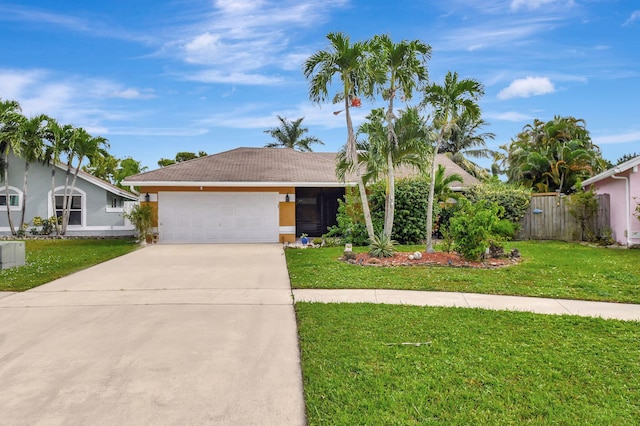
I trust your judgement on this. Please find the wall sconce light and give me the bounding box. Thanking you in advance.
[285,193,290,202]
[144,193,150,202]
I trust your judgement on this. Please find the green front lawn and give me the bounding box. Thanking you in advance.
[297,303,640,425]
[286,241,640,304]
[0,239,138,291]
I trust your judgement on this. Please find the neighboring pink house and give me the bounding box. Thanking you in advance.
[582,156,640,246]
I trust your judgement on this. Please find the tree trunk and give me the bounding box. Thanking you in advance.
[3,156,16,235]
[425,138,441,253]
[345,96,375,240]
[60,156,74,235]
[20,162,29,231]
[357,176,375,239]
[383,97,397,238]
[62,158,84,235]
[50,166,60,235]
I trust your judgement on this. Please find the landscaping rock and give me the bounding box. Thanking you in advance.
[413,251,423,260]
[408,254,415,260]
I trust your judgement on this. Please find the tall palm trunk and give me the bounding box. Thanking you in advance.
[62,158,84,234]
[20,162,29,230]
[50,165,60,235]
[60,156,73,235]
[383,92,397,238]
[425,136,442,253]
[346,96,374,240]
[3,156,16,235]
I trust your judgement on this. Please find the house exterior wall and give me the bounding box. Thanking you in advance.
[138,185,297,243]
[591,167,640,245]
[0,155,135,236]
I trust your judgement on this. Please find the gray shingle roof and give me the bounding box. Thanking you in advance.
[124,147,481,187]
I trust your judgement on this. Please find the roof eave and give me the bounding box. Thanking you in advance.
[123,180,355,188]
[582,156,640,186]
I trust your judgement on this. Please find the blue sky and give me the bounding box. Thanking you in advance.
[1,0,639,171]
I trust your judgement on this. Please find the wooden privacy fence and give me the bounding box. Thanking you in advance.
[516,194,610,241]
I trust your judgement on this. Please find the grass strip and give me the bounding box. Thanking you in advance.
[0,239,138,291]
[286,241,640,303]
[297,303,640,425]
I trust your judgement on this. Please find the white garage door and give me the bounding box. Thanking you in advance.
[158,192,279,243]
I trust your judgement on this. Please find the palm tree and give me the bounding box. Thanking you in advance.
[264,116,323,152]
[504,116,606,193]
[61,128,109,234]
[304,32,383,240]
[0,99,25,235]
[43,119,74,235]
[373,34,431,237]
[432,164,463,205]
[18,114,49,230]
[349,107,430,185]
[422,71,484,252]
[440,112,495,181]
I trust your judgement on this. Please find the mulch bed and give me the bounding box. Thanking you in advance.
[346,251,519,268]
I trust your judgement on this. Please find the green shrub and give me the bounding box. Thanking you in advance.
[492,219,517,240]
[568,186,599,241]
[369,179,430,245]
[368,232,397,258]
[124,203,153,241]
[448,199,503,261]
[465,180,531,223]
[324,190,372,246]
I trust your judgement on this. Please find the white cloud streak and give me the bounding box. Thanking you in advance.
[485,111,533,121]
[623,10,640,26]
[160,0,348,85]
[0,68,154,127]
[593,131,640,145]
[497,76,555,99]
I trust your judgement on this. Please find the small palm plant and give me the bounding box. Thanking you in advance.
[368,232,397,258]
[124,203,153,243]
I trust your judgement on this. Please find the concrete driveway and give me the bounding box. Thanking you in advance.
[0,244,306,425]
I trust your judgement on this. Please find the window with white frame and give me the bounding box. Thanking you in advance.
[0,194,19,207]
[55,194,82,225]
[0,188,22,210]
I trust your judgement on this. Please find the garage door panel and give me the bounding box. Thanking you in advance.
[158,192,279,243]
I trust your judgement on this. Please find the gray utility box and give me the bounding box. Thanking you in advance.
[0,241,26,270]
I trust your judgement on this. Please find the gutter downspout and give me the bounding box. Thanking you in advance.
[610,168,630,247]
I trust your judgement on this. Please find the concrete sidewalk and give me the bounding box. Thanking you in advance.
[0,244,306,426]
[293,289,640,321]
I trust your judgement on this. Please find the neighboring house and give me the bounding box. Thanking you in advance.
[582,155,640,246]
[123,147,480,244]
[1,153,138,237]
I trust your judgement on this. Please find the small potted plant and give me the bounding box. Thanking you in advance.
[300,233,309,245]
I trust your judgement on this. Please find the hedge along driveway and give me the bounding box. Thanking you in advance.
[285,241,640,304]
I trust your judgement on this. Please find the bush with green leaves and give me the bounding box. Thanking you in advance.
[465,179,531,223]
[368,178,431,244]
[123,203,154,241]
[568,186,599,241]
[368,232,397,258]
[326,178,447,246]
[324,189,372,246]
[448,199,503,261]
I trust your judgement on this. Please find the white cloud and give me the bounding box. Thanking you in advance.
[159,0,348,85]
[623,10,640,26]
[497,76,555,99]
[105,127,209,137]
[437,16,560,51]
[592,131,640,145]
[485,111,533,121]
[0,68,154,130]
[510,0,570,11]
[185,70,283,85]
